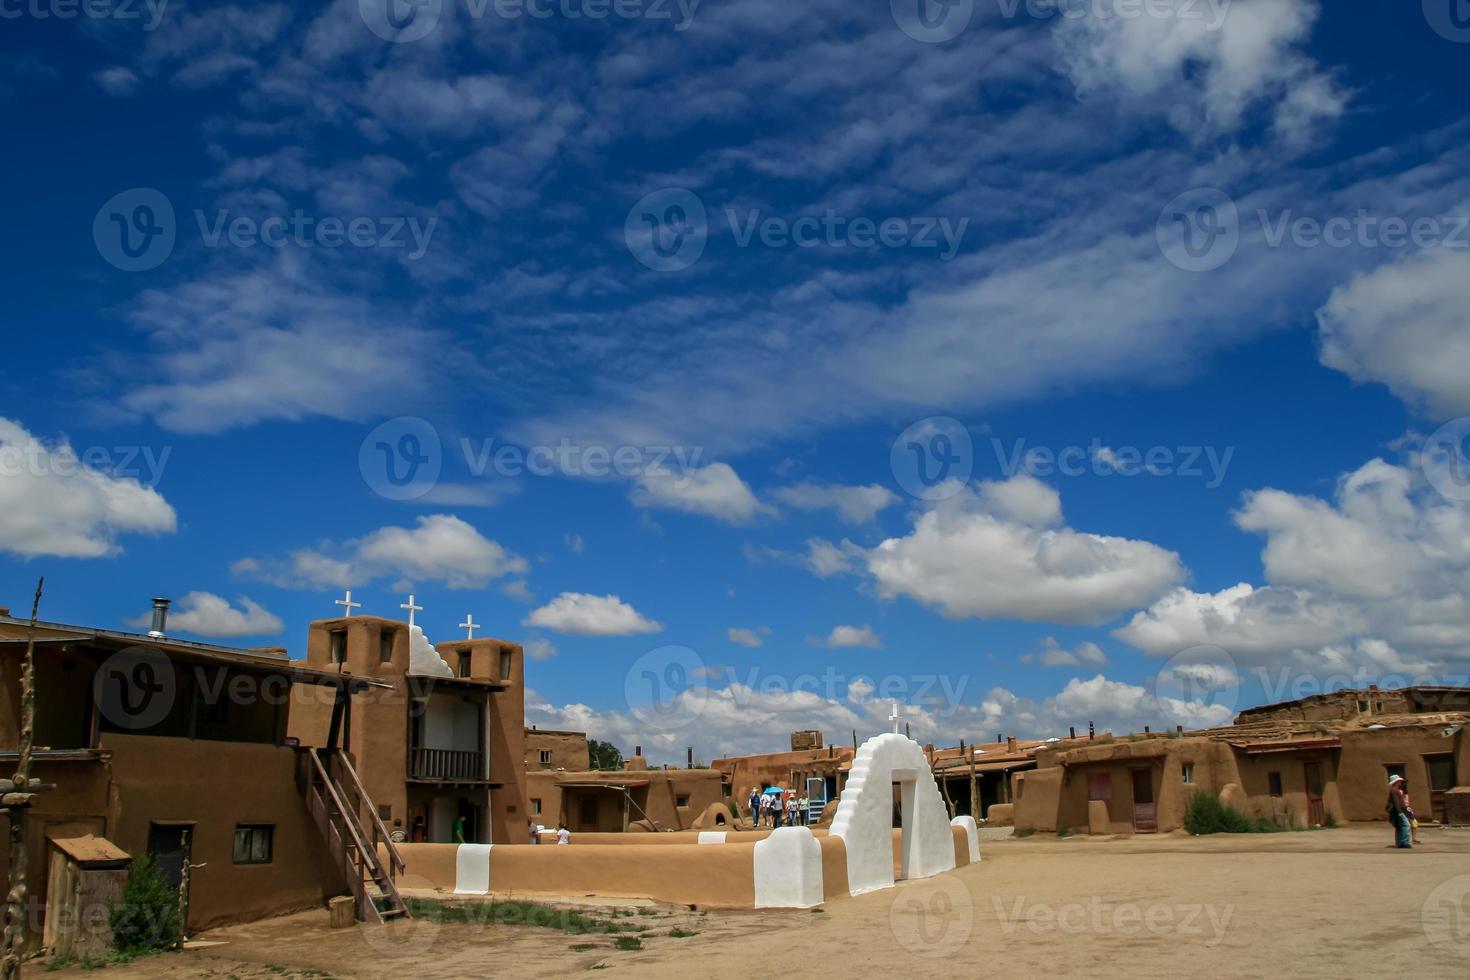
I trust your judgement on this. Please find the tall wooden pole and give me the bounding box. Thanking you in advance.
[1,578,44,980]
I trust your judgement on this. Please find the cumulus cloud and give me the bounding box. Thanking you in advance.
[0,418,176,559]
[823,624,882,650]
[727,626,768,648]
[744,537,861,578]
[1317,247,1470,420]
[523,634,558,662]
[126,591,282,638]
[630,462,771,524]
[772,482,898,524]
[864,475,1186,624]
[93,66,140,96]
[1022,636,1108,668]
[523,593,663,636]
[233,515,527,591]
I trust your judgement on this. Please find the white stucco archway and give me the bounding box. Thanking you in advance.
[828,733,957,895]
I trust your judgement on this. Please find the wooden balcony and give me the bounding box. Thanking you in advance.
[409,747,485,782]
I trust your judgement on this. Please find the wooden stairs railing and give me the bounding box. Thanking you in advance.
[300,747,410,924]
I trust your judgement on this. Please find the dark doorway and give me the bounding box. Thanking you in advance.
[1426,755,1455,824]
[1131,769,1157,833]
[578,797,599,832]
[1303,762,1325,826]
[147,823,192,929]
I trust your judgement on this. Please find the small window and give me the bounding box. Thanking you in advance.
[499,650,512,681]
[539,750,552,765]
[676,795,690,808]
[1385,763,1407,784]
[330,631,347,664]
[1087,773,1112,802]
[379,632,394,664]
[1181,763,1195,784]
[378,804,392,821]
[1357,700,1369,714]
[233,825,273,865]
[458,653,472,678]
[531,798,542,816]
[1268,772,1283,797]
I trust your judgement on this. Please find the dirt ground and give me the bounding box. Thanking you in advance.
[39,825,1470,979]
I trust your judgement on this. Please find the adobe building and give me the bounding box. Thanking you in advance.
[712,731,856,815]
[930,735,1050,821]
[1011,686,1470,835]
[0,601,393,950]
[523,733,725,833]
[287,615,528,845]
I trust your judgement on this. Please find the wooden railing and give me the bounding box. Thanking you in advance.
[410,747,485,781]
[300,748,407,923]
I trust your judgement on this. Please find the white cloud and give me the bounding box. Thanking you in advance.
[745,538,860,578]
[128,591,282,638]
[564,532,585,553]
[1317,247,1470,420]
[630,463,770,524]
[523,634,558,662]
[772,482,898,524]
[1022,636,1108,668]
[864,475,1186,624]
[0,418,176,559]
[727,626,768,648]
[523,592,663,636]
[824,624,882,650]
[233,514,527,591]
[93,66,140,96]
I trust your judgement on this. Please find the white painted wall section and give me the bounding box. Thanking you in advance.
[951,815,980,864]
[829,733,957,896]
[453,843,493,895]
[697,831,727,845]
[752,827,824,908]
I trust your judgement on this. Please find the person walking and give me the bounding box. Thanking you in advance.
[556,822,571,845]
[1387,774,1412,848]
[749,788,762,827]
[1403,785,1422,845]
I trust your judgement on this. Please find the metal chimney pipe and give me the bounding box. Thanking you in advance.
[148,597,171,638]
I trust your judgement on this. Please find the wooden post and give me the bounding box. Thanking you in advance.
[1,578,45,980]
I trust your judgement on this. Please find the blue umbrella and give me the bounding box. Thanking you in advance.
[762,786,784,795]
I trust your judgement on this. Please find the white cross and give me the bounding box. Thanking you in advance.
[459,614,480,640]
[890,702,903,735]
[335,590,361,617]
[400,594,423,629]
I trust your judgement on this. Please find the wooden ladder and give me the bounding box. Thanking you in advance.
[300,747,410,923]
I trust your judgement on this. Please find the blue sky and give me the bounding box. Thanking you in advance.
[3,0,1470,762]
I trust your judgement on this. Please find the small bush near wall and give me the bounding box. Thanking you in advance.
[109,857,180,953]
[1184,791,1286,835]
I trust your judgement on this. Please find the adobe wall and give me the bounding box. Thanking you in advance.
[1336,727,1460,821]
[525,730,589,771]
[714,746,853,809]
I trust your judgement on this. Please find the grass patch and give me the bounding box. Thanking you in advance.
[568,943,598,952]
[667,927,697,938]
[1183,790,1288,835]
[404,898,644,935]
[1056,825,1072,838]
[1013,827,1034,838]
[613,937,643,952]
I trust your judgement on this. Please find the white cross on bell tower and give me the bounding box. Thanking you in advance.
[890,701,903,735]
[459,614,480,640]
[335,590,361,617]
[400,594,423,629]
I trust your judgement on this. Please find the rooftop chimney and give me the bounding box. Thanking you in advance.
[147,597,171,638]
[1007,735,1017,752]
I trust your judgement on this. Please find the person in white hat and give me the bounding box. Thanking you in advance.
[1386,774,1412,848]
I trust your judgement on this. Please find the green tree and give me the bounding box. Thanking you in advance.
[588,739,623,771]
[109,856,180,953]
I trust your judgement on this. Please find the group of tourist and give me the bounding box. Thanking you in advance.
[746,788,813,828]
[1385,774,1422,848]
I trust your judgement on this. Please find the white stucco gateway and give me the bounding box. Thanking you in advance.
[828,732,958,895]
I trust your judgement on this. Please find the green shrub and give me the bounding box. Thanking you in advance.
[109,856,179,953]
[1183,790,1284,835]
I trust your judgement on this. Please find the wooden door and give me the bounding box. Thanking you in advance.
[578,796,599,832]
[1426,755,1455,824]
[147,824,191,934]
[1131,769,1157,833]
[1303,762,1325,825]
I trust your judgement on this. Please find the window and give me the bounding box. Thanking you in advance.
[1268,772,1283,797]
[539,750,552,765]
[1357,700,1369,714]
[233,825,273,865]
[379,632,394,664]
[1385,763,1407,784]
[1087,773,1112,802]
[499,650,513,681]
[458,653,471,678]
[378,804,392,821]
[676,795,690,808]
[531,798,542,816]
[329,631,346,664]
[1181,763,1195,784]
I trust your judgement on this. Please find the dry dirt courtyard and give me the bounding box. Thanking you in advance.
[41,825,1470,979]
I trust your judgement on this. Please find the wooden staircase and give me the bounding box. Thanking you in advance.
[300,747,410,923]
